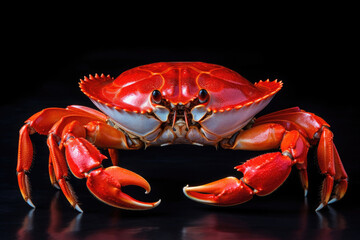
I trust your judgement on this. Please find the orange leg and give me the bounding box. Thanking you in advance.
[330,145,348,203]
[254,107,329,140]
[47,133,82,211]
[16,106,103,209]
[16,124,35,207]
[316,127,348,210]
[16,106,157,211]
[48,155,59,189]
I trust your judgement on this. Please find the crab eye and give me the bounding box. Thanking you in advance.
[198,89,209,103]
[152,90,162,104]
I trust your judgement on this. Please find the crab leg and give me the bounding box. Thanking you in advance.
[48,155,60,189]
[17,124,35,207]
[17,108,80,207]
[330,145,348,203]
[17,106,158,211]
[47,133,82,211]
[316,127,348,210]
[17,108,105,208]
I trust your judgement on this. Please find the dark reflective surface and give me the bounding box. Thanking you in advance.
[6,189,359,240]
[2,40,359,239]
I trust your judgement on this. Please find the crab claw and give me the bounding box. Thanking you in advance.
[184,152,293,206]
[183,177,254,206]
[86,166,161,210]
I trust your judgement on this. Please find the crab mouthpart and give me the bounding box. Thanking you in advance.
[166,103,195,130]
[152,98,212,133]
[153,106,170,122]
[190,105,208,122]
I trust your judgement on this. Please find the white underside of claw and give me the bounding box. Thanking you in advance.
[183,185,214,204]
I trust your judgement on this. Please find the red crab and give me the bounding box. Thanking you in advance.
[17,62,348,212]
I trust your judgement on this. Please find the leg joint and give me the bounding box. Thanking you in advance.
[281,150,294,161]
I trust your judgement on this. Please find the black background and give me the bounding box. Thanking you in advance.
[1,4,359,240]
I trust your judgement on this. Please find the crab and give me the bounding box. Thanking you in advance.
[17,62,348,212]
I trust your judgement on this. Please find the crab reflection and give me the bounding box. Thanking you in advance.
[315,206,347,240]
[17,195,347,240]
[17,193,157,240]
[16,209,35,240]
[47,193,83,239]
[181,202,347,240]
[181,213,278,240]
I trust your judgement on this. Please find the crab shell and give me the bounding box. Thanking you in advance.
[80,62,282,143]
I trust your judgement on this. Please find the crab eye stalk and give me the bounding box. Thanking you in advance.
[151,90,162,104]
[198,89,209,103]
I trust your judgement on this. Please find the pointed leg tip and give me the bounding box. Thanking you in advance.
[26,199,36,208]
[74,204,83,213]
[328,198,338,205]
[304,189,308,197]
[315,203,325,212]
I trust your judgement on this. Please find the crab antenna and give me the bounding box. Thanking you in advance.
[172,111,177,131]
[184,110,189,131]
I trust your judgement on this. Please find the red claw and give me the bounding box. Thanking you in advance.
[184,152,293,206]
[183,177,254,206]
[87,167,161,210]
[235,152,293,196]
[64,132,160,211]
